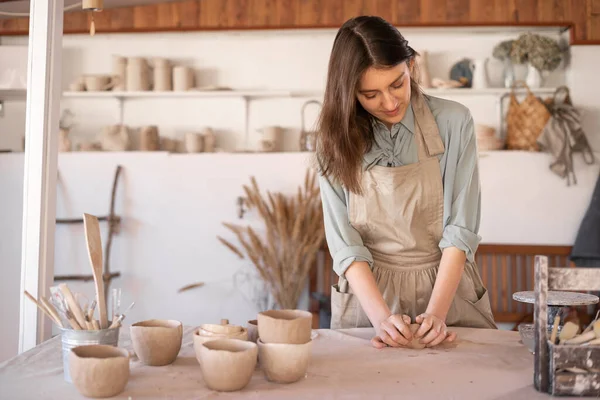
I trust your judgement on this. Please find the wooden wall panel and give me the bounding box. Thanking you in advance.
[0,0,598,43]
[395,0,421,24]
[469,0,495,23]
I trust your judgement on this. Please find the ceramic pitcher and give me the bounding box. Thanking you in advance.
[126,57,151,91]
[470,58,489,89]
[112,55,127,91]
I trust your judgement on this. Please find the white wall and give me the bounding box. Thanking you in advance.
[1,27,599,362]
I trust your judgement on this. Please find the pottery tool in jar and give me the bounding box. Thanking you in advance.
[83,213,109,329]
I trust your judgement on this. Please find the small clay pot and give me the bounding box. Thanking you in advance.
[247,320,258,343]
[257,338,312,383]
[257,309,312,344]
[193,326,248,364]
[408,324,426,350]
[69,344,130,398]
[130,319,183,366]
[198,339,257,392]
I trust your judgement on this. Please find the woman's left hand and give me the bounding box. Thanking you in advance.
[414,313,457,347]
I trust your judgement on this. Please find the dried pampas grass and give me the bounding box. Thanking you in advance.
[218,169,324,310]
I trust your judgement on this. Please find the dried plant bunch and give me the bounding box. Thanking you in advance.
[218,169,325,310]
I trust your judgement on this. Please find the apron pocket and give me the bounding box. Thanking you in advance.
[455,288,498,329]
[330,284,363,329]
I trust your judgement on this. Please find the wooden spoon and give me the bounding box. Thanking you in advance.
[83,213,108,329]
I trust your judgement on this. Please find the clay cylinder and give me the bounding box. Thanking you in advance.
[140,126,160,151]
[203,128,216,153]
[112,55,127,91]
[153,58,172,91]
[185,132,204,153]
[173,66,194,91]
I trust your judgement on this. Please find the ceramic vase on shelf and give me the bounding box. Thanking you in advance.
[112,55,127,91]
[153,58,172,91]
[470,58,489,90]
[503,59,515,89]
[525,63,543,88]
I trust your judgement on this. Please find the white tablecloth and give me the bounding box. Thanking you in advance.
[0,326,552,399]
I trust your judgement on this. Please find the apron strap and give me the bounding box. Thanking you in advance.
[412,94,445,161]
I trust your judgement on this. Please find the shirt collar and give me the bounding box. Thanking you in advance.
[371,102,415,135]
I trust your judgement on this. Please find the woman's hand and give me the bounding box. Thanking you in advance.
[414,313,457,347]
[371,314,413,349]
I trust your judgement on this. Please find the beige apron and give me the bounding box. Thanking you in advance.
[330,94,497,330]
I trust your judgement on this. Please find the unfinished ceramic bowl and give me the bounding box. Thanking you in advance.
[193,327,248,364]
[408,324,427,350]
[130,319,183,366]
[247,320,258,343]
[69,344,130,398]
[198,339,257,392]
[258,309,312,344]
[198,323,243,336]
[257,338,312,383]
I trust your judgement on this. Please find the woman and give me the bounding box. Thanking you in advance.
[316,16,497,349]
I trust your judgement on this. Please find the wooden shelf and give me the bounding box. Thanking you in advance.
[62,89,293,99]
[292,87,560,98]
[0,89,26,101]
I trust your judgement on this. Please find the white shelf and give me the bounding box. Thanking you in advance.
[62,90,293,99]
[0,89,27,101]
[424,87,559,96]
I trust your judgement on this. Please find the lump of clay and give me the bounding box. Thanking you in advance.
[408,324,426,349]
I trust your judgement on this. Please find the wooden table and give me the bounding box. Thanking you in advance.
[0,326,555,399]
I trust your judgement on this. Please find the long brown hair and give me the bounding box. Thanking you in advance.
[316,16,420,194]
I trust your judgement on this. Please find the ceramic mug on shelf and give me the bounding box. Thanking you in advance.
[83,74,120,91]
[257,126,283,152]
[173,66,194,91]
[185,132,204,153]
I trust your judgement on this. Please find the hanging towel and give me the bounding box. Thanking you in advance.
[570,172,600,267]
[537,92,595,186]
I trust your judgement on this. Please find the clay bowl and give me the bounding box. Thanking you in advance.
[198,339,257,392]
[257,338,312,383]
[130,319,183,366]
[247,320,258,343]
[257,309,312,344]
[198,323,243,337]
[193,326,248,364]
[69,344,130,398]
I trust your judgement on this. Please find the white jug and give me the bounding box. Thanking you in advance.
[470,58,489,89]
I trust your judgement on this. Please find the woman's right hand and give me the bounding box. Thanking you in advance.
[371,314,413,349]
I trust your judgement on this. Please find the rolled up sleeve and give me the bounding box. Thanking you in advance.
[318,173,373,277]
[438,113,482,262]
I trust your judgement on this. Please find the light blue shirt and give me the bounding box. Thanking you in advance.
[319,94,482,277]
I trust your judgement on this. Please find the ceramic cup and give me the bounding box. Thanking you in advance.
[257,309,312,344]
[130,319,183,366]
[257,338,312,383]
[193,324,248,365]
[184,132,204,153]
[139,125,160,151]
[199,339,257,392]
[173,66,194,91]
[247,320,258,343]
[83,74,119,91]
[69,344,130,398]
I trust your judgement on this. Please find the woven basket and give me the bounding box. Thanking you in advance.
[505,81,551,151]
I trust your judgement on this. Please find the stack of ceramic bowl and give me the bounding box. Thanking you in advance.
[194,319,256,392]
[257,309,313,384]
